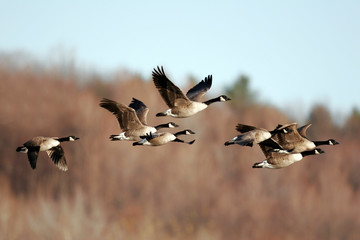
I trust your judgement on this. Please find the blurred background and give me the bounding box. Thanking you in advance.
[1,1,359,239]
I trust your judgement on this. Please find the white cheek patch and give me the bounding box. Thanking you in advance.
[231,136,239,141]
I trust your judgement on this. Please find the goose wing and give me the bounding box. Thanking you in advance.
[128,98,150,125]
[186,75,212,101]
[142,132,161,141]
[297,123,312,138]
[100,98,143,130]
[26,146,40,169]
[236,123,258,133]
[152,66,191,108]
[272,123,303,145]
[46,145,68,171]
[259,138,284,158]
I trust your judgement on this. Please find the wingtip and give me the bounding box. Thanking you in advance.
[205,75,212,83]
[59,165,68,171]
[153,65,165,76]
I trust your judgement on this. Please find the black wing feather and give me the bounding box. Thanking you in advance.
[186,75,212,101]
[128,98,149,125]
[152,66,189,108]
[47,145,68,171]
[27,146,40,169]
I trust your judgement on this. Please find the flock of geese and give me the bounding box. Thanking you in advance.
[16,66,339,171]
[224,123,338,168]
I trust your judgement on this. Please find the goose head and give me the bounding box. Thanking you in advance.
[69,136,80,141]
[167,122,179,128]
[328,139,339,145]
[184,129,196,135]
[219,95,231,102]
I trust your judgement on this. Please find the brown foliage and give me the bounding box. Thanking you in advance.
[0,64,359,240]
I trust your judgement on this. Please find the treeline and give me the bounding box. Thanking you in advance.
[0,61,359,240]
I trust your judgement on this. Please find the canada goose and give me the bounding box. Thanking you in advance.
[224,123,293,147]
[133,129,195,146]
[272,123,339,152]
[152,66,231,118]
[296,123,340,146]
[252,140,325,169]
[16,136,79,171]
[99,98,179,141]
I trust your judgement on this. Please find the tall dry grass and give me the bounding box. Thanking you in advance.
[0,63,359,240]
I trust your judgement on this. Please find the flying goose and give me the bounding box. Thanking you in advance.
[252,139,325,169]
[152,66,231,118]
[224,123,293,147]
[16,136,79,171]
[272,123,339,152]
[99,98,179,141]
[133,129,195,146]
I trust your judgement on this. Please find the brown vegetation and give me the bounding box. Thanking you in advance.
[0,62,359,240]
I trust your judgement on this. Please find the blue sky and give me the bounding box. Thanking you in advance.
[1,0,359,118]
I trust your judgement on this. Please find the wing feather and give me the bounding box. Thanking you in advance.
[46,145,68,171]
[152,66,190,108]
[100,98,143,130]
[236,123,257,133]
[27,146,40,169]
[297,123,312,138]
[128,98,149,125]
[186,75,212,101]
